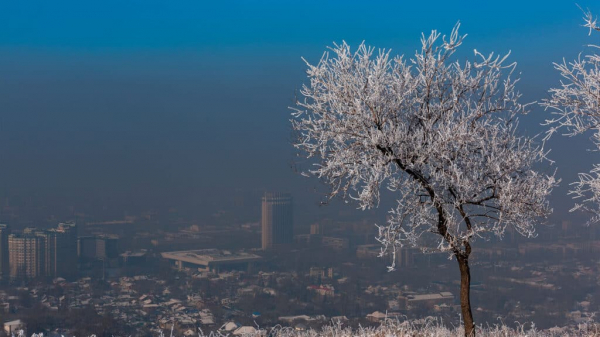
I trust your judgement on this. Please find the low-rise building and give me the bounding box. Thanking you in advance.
[400,292,454,309]
[161,249,262,273]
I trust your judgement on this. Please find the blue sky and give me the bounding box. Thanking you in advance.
[0,1,590,50]
[1,1,599,224]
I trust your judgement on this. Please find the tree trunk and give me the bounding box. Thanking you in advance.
[457,254,475,337]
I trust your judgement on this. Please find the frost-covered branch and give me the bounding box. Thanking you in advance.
[292,23,556,259]
[582,8,600,35]
[542,10,600,222]
[292,24,557,336]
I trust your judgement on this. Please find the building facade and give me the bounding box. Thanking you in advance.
[9,233,45,279]
[78,236,98,260]
[161,249,262,273]
[78,234,119,260]
[261,192,293,250]
[38,222,77,279]
[0,224,10,282]
[55,222,77,279]
[8,222,77,280]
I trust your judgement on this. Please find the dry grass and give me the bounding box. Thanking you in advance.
[22,317,600,337]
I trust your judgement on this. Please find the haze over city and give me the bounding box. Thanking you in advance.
[2,1,600,336]
[1,1,598,226]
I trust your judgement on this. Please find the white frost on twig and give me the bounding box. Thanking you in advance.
[292,23,557,267]
[543,9,600,224]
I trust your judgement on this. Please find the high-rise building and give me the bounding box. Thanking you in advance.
[78,236,98,260]
[99,235,119,259]
[261,192,293,250]
[35,229,55,277]
[310,223,322,235]
[9,233,45,279]
[9,222,78,280]
[78,234,119,260]
[0,224,10,282]
[52,222,77,279]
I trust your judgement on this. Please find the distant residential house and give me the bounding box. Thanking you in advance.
[4,319,24,335]
[219,321,241,332]
[331,316,348,322]
[400,292,454,309]
[366,311,387,322]
[278,315,325,324]
[233,326,258,336]
[279,315,311,323]
[307,284,335,297]
[263,288,277,296]
[200,309,215,325]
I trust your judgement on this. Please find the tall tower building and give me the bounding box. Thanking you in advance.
[58,222,77,277]
[9,222,78,280]
[0,224,10,282]
[29,222,77,279]
[78,234,119,260]
[98,235,119,259]
[310,223,322,235]
[78,236,98,260]
[9,233,45,280]
[261,192,293,250]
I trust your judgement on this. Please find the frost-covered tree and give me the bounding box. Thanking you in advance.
[291,24,557,337]
[543,10,600,222]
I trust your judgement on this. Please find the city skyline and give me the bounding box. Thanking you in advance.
[6,222,77,280]
[3,2,600,335]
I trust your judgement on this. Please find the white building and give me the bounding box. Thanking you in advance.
[161,249,262,273]
[261,192,293,250]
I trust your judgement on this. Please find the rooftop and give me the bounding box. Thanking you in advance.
[407,292,454,302]
[161,249,262,265]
